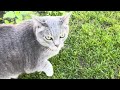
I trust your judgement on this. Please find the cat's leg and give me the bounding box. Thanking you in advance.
[9,74,19,79]
[38,60,53,76]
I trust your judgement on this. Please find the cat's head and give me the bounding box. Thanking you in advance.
[32,12,72,50]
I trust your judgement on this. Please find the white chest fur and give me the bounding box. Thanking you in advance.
[41,48,60,60]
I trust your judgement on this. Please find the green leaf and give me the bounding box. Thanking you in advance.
[4,20,10,24]
[14,11,23,20]
[0,18,2,20]
[16,19,22,24]
[3,11,16,19]
[15,11,20,16]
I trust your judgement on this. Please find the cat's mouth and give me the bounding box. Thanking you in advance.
[47,47,60,51]
[46,44,63,51]
[48,48,54,51]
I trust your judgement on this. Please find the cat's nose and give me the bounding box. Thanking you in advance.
[55,44,59,47]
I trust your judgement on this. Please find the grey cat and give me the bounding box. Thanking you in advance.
[0,12,71,79]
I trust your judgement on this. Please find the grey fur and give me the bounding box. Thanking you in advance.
[0,13,71,79]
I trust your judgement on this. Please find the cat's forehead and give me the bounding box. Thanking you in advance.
[43,16,62,28]
[44,16,61,23]
[42,16,61,20]
[41,16,63,35]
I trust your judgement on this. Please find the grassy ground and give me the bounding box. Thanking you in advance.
[18,11,120,79]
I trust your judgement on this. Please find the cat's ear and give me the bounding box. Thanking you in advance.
[32,15,47,28]
[32,15,47,33]
[60,12,72,25]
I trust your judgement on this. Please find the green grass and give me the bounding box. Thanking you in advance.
[17,11,120,79]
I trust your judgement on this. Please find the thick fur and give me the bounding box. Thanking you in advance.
[0,13,71,79]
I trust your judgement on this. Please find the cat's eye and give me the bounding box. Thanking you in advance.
[45,36,53,40]
[37,26,40,28]
[38,20,48,27]
[41,23,48,27]
[60,33,65,38]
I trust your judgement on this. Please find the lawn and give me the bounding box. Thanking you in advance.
[3,11,120,79]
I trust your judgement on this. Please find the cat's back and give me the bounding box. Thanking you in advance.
[0,24,15,31]
[0,24,16,37]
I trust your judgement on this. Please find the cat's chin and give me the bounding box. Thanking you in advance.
[48,46,61,51]
[49,44,64,51]
[48,47,58,51]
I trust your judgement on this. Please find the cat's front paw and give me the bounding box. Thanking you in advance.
[45,67,53,77]
[40,61,53,76]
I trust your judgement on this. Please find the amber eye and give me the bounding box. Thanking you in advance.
[60,33,65,38]
[45,36,53,40]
